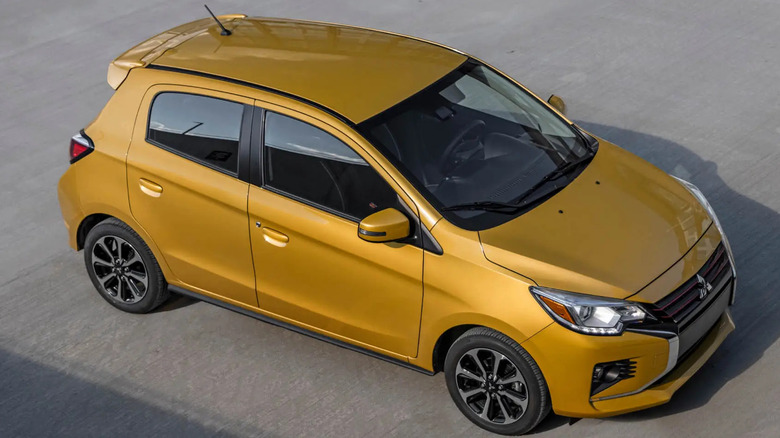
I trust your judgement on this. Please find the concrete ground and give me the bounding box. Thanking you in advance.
[1,0,779,436]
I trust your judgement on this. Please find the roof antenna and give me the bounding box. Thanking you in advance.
[204,4,232,36]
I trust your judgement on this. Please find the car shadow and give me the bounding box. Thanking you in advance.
[531,413,573,434]
[0,348,252,437]
[569,121,780,421]
[153,291,199,313]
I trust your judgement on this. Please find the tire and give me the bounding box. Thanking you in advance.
[84,218,168,313]
[444,327,550,435]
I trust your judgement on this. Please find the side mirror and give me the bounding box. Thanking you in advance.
[358,208,410,243]
[547,95,567,116]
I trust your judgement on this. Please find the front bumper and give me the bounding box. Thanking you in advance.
[521,275,735,418]
[591,309,734,416]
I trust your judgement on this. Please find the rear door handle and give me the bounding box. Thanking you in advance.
[139,178,163,197]
[262,227,289,247]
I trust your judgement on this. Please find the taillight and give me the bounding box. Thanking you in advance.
[70,132,93,164]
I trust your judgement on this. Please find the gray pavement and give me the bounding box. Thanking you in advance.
[1,0,779,437]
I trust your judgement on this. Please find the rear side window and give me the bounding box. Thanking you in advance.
[147,92,244,174]
[264,112,397,220]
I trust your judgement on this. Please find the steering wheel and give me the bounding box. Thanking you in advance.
[438,120,486,174]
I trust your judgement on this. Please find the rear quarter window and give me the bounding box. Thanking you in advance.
[147,92,244,174]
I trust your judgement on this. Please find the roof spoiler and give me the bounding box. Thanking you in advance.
[107,14,246,89]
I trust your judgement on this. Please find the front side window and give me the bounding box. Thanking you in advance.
[358,60,596,230]
[263,112,397,220]
[147,92,244,174]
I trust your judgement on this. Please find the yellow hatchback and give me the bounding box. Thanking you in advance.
[58,12,737,435]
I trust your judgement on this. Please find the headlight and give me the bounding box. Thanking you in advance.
[530,286,649,336]
[671,176,737,302]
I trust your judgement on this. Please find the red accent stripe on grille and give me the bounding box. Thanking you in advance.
[651,243,728,324]
[701,246,725,278]
[657,281,697,311]
[667,294,699,318]
[711,259,728,281]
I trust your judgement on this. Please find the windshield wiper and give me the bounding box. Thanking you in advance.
[512,152,594,206]
[442,200,527,214]
[573,124,598,154]
[442,152,594,214]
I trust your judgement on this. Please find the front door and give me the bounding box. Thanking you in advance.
[248,108,424,357]
[127,86,257,306]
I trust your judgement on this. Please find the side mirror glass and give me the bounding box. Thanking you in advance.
[547,94,567,116]
[358,208,410,243]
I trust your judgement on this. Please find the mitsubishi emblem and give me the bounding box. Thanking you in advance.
[696,274,712,300]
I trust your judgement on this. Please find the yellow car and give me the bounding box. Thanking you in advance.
[57,12,737,435]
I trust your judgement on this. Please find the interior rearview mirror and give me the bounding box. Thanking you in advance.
[547,94,567,116]
[358,208,410,243]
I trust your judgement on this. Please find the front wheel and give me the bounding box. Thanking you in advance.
[84,218,168,313]
[444,327,550,435]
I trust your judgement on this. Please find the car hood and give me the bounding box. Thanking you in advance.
[479,140,712,299]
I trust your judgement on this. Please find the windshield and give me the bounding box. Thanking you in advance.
[357,60,596,230]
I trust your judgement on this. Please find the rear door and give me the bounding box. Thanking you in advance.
[127,85,257,306]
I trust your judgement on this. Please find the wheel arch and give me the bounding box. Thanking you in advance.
[76,213,112,250]
[432,324,480,373]
[75,211,176,283]
[431,321,542,374]
[420,309,551,374]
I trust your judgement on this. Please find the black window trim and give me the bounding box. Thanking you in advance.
[145,90,253,181]
[265,185,363,224]
[252,108,366,224]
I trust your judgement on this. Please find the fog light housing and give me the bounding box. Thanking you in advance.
[591,359,636,396]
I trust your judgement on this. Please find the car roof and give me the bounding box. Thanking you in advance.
[149,17,467,123]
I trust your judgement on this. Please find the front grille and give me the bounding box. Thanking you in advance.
[649,243,730,325]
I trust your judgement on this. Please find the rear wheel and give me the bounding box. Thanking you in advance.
[84,218,168,313]
[444,327,550,435]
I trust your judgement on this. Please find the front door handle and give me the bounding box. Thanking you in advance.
[139,178,163,197]
[262,227,289,248]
